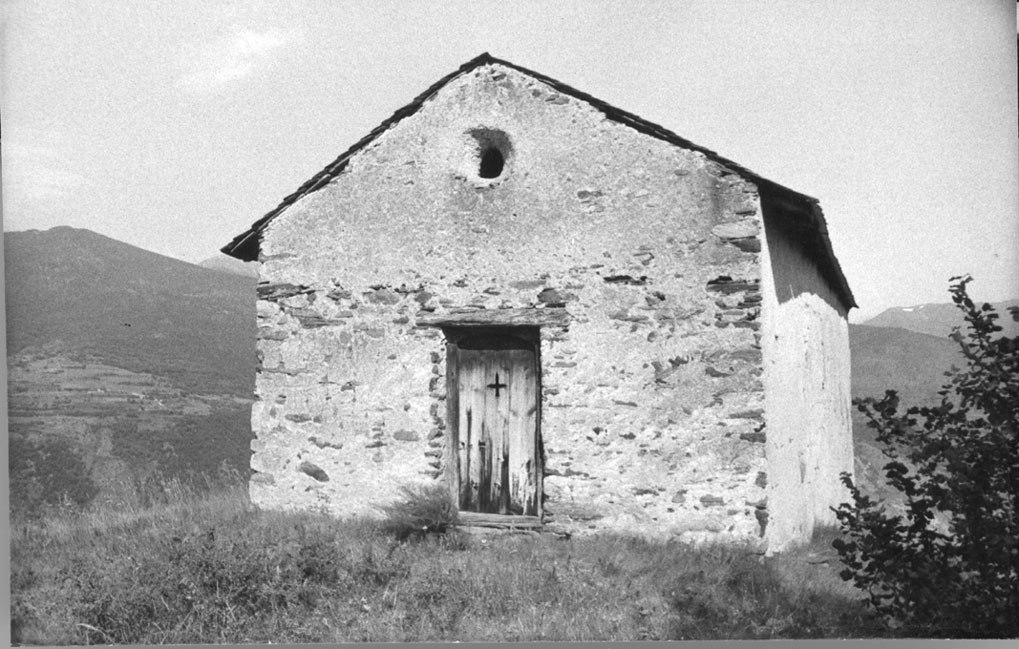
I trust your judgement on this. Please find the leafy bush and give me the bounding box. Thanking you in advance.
[833,276,1018,638]
[380,483,459,541]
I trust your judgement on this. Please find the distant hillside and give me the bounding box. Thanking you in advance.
[849,324,962,407]
[5,227,256,512]
[199,253,259,278]
[5,226,256,396]
[847,321,986,504]
[864,299,1019,339]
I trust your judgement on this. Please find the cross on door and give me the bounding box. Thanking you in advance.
[487,373,508,397]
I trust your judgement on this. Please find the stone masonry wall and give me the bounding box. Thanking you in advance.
[251,63,771,542]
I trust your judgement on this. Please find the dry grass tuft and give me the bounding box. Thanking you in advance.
[378,483,459,541]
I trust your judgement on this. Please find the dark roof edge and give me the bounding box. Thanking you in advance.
[222,52,855,310]
[805,201,858,310]
[759,186,857,310]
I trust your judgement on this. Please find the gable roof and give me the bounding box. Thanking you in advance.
[223,52,855,310]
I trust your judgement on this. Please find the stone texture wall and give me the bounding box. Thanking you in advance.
[758,203,854,552]
[250,63,778,542]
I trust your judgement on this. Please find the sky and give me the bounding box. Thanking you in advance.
[2,0,1016,322]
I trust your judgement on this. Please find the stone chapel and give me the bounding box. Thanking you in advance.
[223,53,856,551]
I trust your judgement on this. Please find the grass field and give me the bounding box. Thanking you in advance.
[10,476,889,644]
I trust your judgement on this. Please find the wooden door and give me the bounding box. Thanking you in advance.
[449,330,540,516]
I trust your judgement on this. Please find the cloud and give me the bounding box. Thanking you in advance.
[176,27,301,96]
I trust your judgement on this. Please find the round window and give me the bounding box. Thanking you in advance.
[462,128,512,184]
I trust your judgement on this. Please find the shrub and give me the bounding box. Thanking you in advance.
[380,483,459,541]
[833,276,1018,638]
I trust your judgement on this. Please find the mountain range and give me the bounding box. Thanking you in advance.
[5,226,1014,512]
[5,227,255,512]
[864,299,1019,339]
[6,227,255,395]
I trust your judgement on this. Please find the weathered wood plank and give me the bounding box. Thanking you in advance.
[524,353,539,515]
[507,350,538,515]
[459,348,483,510]
[445,342,460,504]
[481,352,501,513]
[507,357,524,515]
[417,307,569,328]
